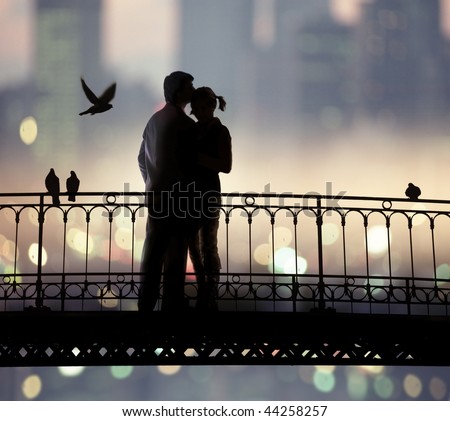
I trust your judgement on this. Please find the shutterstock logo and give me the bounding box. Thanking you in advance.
[102,182,347,218]
[102,182,220,219]
[221,182,347,217]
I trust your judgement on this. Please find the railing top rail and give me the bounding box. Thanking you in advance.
[1,191,450,206]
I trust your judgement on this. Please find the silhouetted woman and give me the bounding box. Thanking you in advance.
[188,87,232,311]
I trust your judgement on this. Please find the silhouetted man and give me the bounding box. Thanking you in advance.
[138,71,196,312]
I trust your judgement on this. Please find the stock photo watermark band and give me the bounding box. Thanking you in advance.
[102,182,348,219]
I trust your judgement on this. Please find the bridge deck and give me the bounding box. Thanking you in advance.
[2,192,450,366]
[1,310,449,367]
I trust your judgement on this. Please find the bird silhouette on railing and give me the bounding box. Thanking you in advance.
[79,77,116,116]
[45,168,60,205]
[66,171,80,202]
[405,183,421,200]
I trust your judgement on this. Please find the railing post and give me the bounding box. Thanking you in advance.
[292,275,297,313]
[405,278,411,316]
[316,197,325,310]
[35,193,45,308]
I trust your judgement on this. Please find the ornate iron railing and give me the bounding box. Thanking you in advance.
[1,191,450,315]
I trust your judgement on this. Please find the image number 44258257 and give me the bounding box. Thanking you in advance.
[262,405,328,417]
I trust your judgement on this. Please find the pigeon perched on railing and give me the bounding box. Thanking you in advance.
[45,168,60,205]
[405,183,421,200]
[79,77,116,116]
[66,171,80,202]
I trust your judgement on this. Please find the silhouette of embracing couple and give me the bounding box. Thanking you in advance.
[137,71,232,313]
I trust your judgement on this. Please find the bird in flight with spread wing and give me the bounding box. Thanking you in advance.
[79,77,116,116]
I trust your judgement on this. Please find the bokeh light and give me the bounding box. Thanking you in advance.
[1,235,17,262]
[19,116,38,145]
[114,227,133,251]
[111,366,133,379]
[367,225,390,256]
[254,243,272,266]
[67,228,94,255]
[429,376,447,400]
[268,226,292,249]
[157,366,181,376]
[21,374,42,399]
[359,366,385,375]
[58,366,85,377]
[0,264,19,282]
[404,373,422,398]
[28,243,47,266]
[272,247,307,275]
[313,369,336,393]
[436,263,450,282]
[316,365,336,374]
[373,375,395,399]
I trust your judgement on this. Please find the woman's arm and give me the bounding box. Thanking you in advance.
[197,127,232,173]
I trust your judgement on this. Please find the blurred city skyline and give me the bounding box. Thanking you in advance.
[2,1,450,199]
[3,0,450,87]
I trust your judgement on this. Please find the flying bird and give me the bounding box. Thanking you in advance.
[79,77,116,116]
[45,168,60,205]
[405,183,421,200]
[66,171,80,202]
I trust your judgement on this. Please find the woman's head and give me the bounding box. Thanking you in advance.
[191,87,226,121]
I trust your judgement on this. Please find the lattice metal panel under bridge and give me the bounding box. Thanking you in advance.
[1,191,450,366]
[1,311,450,366]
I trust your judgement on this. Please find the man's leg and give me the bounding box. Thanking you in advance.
[161,233,189,312]
[138,216,168,312]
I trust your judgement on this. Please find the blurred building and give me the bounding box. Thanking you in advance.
[178,0,254,125]
[288,11,357,133]
[179,0,450,135]
[32,0,104,166]
[178,0,357,134]
[357,0,450,129]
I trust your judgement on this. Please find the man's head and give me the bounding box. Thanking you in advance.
[163,71,194,106]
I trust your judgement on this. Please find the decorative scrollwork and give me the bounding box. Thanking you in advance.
[1,192,450,316]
